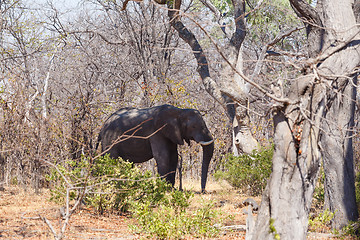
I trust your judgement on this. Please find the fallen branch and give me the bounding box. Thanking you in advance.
[220,224,247,231]
[40,215,60,240]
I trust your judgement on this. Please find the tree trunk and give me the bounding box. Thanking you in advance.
[225,45,258,155]
[317,0,360,230]
[319,0,360,229]
[252,79,325,239]
[167,0,258,155]
[252,0,359,238]
[321,76,359,229]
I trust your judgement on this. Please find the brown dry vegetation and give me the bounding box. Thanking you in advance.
[0,180,350,240]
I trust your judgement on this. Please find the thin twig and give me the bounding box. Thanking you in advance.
[95,120,166,159]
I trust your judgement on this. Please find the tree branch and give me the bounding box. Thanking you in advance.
[289,0,321,25]
[166,4,230,109]
[230,0,246,50]
[305,29,360,67]
[251,26,304,81]
[182,12,295,105]
[198,0,221,22]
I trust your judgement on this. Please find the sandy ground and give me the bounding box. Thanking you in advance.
[0,180,351,239]
[0,181,248,239]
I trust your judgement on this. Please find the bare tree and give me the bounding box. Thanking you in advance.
[164,0,260,155]
[0,0,55,190]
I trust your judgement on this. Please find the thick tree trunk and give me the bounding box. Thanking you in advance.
[226,46,258,155]
[317,0,360,225]
[252,78,325,239]
[321,77,359,229]
[317,0,360,230]
[252,111,310,239]
[252,0,359,238]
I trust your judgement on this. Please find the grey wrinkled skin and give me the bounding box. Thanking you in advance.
[98,105,214,192]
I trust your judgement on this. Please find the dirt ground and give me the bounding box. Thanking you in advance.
[0,180,350,239]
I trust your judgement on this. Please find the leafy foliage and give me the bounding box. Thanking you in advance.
[269,218,280,240]
[214,146,273,195]
[312,167,325,209]
[210,0,233,15]
[131,194,221,239]
[47,155,171,213]
[308,209,335,233]
[330,170,360,238]
[338,220,360,238]
[356,171,360,207]
[48,155,221,239]
[246,0,301,42]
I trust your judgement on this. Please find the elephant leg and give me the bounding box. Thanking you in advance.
[156,159,171,184]
[150,136,178,186]
[166,143,178,186]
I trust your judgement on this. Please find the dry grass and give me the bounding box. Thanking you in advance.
[0,180,248,239]
[0,186,135,239]
[0,180,352,239]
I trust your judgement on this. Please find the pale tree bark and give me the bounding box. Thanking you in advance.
[40,45,58,120]
[252,0,359,239]
[321,75,358,229]
[318,0,360,229]
[168,0,258,154]
[252,74,325,239]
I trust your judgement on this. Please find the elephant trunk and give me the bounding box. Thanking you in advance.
[201,141,214,193]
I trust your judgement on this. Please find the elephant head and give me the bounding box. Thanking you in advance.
[154,105,214,192]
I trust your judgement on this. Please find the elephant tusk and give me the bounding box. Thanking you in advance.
[199,139,214,146]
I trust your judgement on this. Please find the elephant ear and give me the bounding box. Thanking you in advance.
[155,108,184,145]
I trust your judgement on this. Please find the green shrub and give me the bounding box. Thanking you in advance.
[356,171,360,207]
[339,171,360,238]
[47,155,171,213]
[47,155,221,239]
[312,167,325,209]
[308,209,335,233]
[214,146,273,195]
[130,192,221,239]
[269,218,280,240]
[339,220,360,238]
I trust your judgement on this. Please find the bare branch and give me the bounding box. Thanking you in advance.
[40,159,73,187]
[251,26,305,81]
[230,0,246,50]
[40,215,60,240]
[306,28,360,67]
[289,0,321,25]
[70,30,126,45]
[198,0,221,22]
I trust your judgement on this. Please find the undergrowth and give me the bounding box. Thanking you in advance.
[47,155,221,239]
[214,145,273,195]
[130,192,221,239]
[308,209,335,233]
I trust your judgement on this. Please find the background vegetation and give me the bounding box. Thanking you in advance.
[215,146,273,196]
[0,0,297,191]
[0,0,359,238]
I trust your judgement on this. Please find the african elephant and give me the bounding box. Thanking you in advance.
[97,104,214,192]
